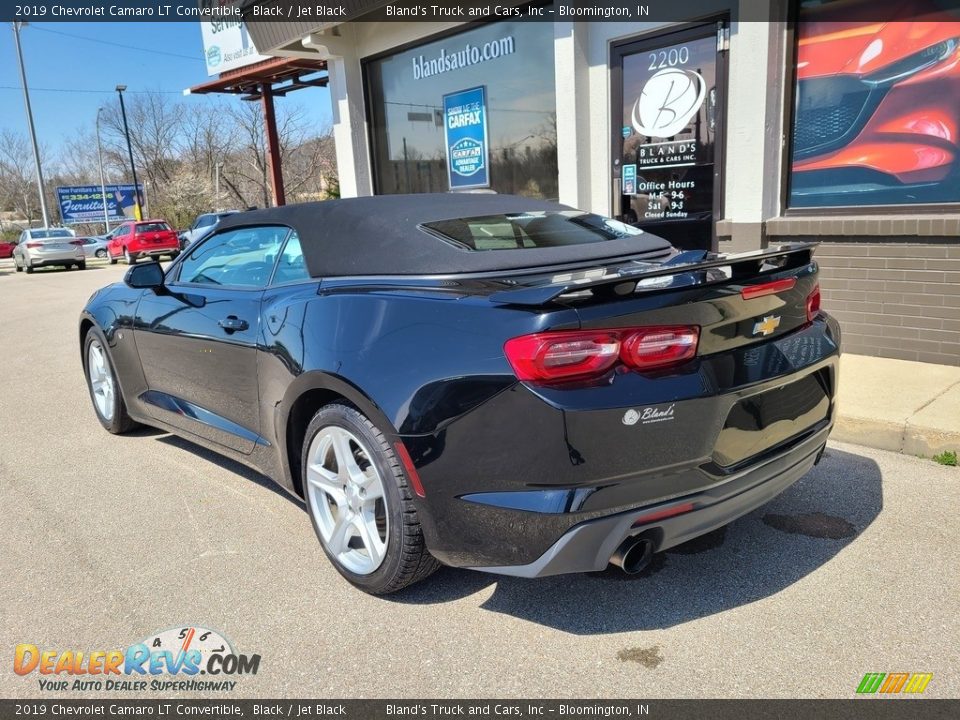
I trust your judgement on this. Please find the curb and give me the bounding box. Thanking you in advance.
[834,414,960,458]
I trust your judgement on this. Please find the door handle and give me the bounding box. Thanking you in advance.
[218,316,249,333]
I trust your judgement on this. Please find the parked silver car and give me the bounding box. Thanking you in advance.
[77,236,108,259]
[179,210,240,248]
[13,228,85,273]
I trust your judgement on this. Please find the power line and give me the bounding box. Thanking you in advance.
[0,85,184,95]
[30,26,202,62]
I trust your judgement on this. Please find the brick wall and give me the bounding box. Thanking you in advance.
[815,241,960,366]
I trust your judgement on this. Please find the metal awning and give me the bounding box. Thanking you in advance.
[185,56,329,207]
[185,56,328,98]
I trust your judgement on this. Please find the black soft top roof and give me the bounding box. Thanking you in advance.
[215,193,672,277]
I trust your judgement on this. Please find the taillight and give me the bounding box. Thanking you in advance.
[503,331,620,382]
[806,284,821,322]
[621,326,699,369]
[25,242,43,248]
[504,326,699,383]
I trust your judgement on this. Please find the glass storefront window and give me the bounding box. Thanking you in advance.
[365,12,558,199]
[789,0,960,208]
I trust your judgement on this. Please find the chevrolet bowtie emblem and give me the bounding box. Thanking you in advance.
[752,315,781,337]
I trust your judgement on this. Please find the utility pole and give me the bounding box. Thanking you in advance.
[214,162,223,211]
[95,107,110,232]
[12,21,50,228]
[115,84,143,221]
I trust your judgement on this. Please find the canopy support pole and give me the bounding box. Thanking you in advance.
[261,83,286,207]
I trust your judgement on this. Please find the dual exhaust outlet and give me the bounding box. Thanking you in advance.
[609,536,655,575]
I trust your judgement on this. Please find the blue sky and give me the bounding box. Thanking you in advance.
[0,22,333,158]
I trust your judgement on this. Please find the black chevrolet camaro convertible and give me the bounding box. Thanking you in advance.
[80,194,840,594]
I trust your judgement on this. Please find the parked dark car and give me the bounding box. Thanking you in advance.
[79,194,840,594]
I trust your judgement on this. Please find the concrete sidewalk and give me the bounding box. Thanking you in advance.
[835,353,960,458]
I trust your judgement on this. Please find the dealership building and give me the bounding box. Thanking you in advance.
[241,0,960,366]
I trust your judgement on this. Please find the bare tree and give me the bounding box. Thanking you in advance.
[20,92,338,231]
[99,91,183,190]
[0,129,49,225]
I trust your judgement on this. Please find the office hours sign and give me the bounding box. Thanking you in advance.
[443,86,490,190]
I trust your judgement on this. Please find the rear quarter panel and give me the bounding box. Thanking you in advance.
[258,284,581,489]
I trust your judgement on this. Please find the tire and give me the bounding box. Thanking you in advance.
[95,249,107,259]
[82,327,139,434]
[301,403,439,594]
[109,253,118,265]
[15,259,22,273]
[78,261,86,270]
[124,248,135,265]
[25,265,33,274]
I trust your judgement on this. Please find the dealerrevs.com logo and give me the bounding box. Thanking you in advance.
[13,626,260,692]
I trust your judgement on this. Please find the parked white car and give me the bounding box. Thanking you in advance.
[179,211,240,248]
[13,227,85,273]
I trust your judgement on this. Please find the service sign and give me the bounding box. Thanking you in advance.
[56,184,144,225]
[443,86,490,190]
[199,2,266,76]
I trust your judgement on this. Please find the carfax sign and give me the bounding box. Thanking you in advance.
[443,86,490,190]
[56,184,144,225]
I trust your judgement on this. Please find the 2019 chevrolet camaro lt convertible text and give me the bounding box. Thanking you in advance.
[80,194,840,594]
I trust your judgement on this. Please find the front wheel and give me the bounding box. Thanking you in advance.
[95,249,107,259]
[78,261,87,270]
[83,328,139,434]
[124,248,135,265]
[302,404,439,594]
[109,253,118,265]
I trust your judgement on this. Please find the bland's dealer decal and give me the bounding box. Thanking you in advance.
[13,626,260,692]
[623,404,676,426]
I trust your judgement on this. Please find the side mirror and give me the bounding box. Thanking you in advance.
[124,261,165,290]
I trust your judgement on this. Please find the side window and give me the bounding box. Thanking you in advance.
[177,225,288,289]
[271,231,309,285]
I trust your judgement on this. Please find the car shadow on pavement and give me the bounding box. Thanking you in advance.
[156,434,305,508]
[388,447,883,633]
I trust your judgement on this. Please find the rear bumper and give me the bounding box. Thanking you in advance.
[132,247,178,257]
[471,422,828,577]
[408,314,841,571]
[28,253,83,266]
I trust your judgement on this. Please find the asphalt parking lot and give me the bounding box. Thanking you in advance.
[1,258,958,699]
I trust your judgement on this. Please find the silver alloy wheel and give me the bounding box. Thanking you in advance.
[87,339,115,422]
[96,249,107,258]
[305,426,388,575]
[124,248,133,264]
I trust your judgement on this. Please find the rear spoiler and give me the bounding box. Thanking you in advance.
[488,242,818,307]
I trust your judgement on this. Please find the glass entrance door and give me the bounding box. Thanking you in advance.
[611,22,727,251]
